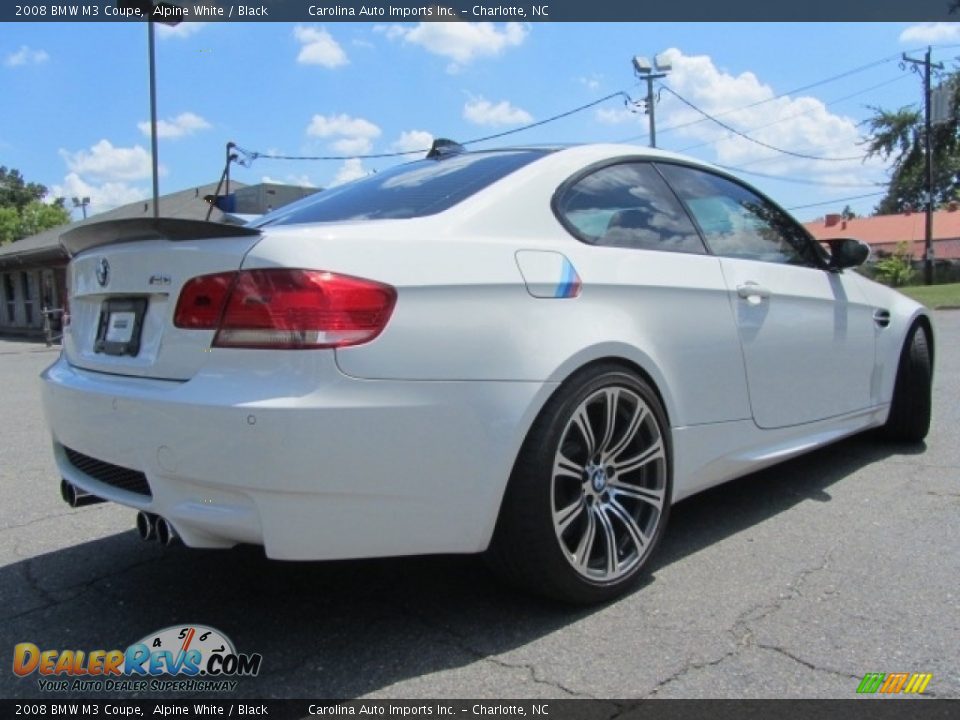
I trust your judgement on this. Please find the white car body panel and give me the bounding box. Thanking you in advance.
[718,257,877,428]
[40,143,932,561]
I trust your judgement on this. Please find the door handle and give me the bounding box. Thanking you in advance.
[873,309,891,328]
[736,282,771,303]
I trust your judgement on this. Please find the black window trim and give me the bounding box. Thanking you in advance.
[652,160,830,270]
[551,155,830,271]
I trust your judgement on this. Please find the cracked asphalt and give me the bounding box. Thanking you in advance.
[1,311,958,701]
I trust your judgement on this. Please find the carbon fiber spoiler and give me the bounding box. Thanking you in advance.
[59,218,261,257]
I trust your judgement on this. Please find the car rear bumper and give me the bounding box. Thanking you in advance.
[41,352,554,559]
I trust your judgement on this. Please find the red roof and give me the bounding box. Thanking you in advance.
[803,210,960,260]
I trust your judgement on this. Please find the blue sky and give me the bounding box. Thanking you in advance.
[2,21,960,222]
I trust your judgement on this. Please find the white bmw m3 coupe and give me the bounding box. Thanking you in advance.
[42,143,933,603]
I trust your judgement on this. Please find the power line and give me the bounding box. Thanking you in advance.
[659,85,866,162]
[674,74,912,154]
[786,191,886,211]
[238,91,631,164]
[713,163,886,189]
[617,51,904,143]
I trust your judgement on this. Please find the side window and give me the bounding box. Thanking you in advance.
[555,162,706,254]
[657,164,821,266]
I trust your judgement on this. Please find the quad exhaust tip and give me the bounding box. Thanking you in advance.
[156,517,180,547]
[136,511,158,542]
[60,479,106,508]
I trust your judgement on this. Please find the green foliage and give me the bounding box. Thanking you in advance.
[0,167,48,211]
[863,81,960,215]
[873,241,917,287]
[0,167,70,245]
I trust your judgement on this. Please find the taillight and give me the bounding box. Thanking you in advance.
[174,269,396,349]
[174,272,235,329]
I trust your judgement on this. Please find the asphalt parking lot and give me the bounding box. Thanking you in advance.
[1,312,958,701]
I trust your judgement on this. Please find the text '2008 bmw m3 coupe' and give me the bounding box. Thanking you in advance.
[42,143,933,603]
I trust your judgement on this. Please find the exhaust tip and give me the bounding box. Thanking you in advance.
[156,517,180,547]
[60,479,106,508]
[136,512,158,542]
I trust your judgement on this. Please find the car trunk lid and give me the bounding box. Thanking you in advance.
[61,218,262,381]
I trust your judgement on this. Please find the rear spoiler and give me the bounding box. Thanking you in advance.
[59,218,261,257]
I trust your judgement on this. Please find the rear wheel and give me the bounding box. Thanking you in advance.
[882,323,932,443]
[489,365,671,604]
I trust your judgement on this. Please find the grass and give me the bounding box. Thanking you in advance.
[898,282,960,309]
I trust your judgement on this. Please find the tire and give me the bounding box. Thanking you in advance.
[488,364,672,605]
[881,323,932,443]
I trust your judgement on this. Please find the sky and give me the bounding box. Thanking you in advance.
[2,21,960,223]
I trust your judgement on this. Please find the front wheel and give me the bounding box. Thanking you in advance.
[488,365,672,604]
[881,323,932,443]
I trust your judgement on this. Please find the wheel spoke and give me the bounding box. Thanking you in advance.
[606,498,650,554]
[597,389,620,457]
[608,479,665,511]
[571,405,597,458]
[613,439,664,476]
[553,451,583,481]
[573,505,597,569]
[603,404,647,463]
[595,505,619,576]
[553,497,585,535]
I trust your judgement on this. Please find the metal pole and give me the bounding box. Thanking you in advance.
[148,21,160,219]
[646,75,656,148]
[923,46,934,285]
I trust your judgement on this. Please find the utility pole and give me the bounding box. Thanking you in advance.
[632,55,672,148]
[903,47,944,285]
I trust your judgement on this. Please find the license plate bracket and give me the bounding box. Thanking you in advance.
[94,298,148,357]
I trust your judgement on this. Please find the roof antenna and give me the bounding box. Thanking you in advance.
[427,138,465,160]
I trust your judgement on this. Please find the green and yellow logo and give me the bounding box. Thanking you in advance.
[856,672,932,695]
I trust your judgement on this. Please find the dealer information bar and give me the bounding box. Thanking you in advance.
[2,700,959,719]
[2,0,957,21]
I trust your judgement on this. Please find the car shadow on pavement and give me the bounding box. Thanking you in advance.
[0,433,925,699]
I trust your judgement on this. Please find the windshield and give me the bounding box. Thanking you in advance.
[254,150,551,227]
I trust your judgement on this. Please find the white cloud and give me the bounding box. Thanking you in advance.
[595,105,642,125]
[331,137,374,155]
[651,48,883,182]
[307,114,380,140]
[899,23,960,43]
[50,173,147,217]
[391,130,434,154]
[306,113,380,157]
[59,140,161,182]
[294,25,348,67]
[137,112,211,140]
[156,22,207,39]
[376,22,527,70]
[330,158,368,186]
[4,45,49,67]
[578,75,602,91]
[463,97,532,126]
[261,174,316,188]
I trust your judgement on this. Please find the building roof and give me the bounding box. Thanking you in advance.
[0,181,317,267]
[804,209,960,260]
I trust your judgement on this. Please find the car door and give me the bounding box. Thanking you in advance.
[657,163,876,430]
[553,160,751,426]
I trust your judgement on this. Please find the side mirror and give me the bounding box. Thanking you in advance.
[824,238,870,270]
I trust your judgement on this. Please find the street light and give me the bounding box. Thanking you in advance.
[117,1,182,219]
[71,196,90,220]
[632,53,672,148]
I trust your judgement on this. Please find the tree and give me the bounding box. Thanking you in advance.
[0,167,70,245]
[874,241,917,287]
[841,204,857,220]
[862,74,960,215]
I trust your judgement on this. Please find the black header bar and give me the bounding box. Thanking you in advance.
[2,0,958,22]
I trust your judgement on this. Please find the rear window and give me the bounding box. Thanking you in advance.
[254,150,550,227]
